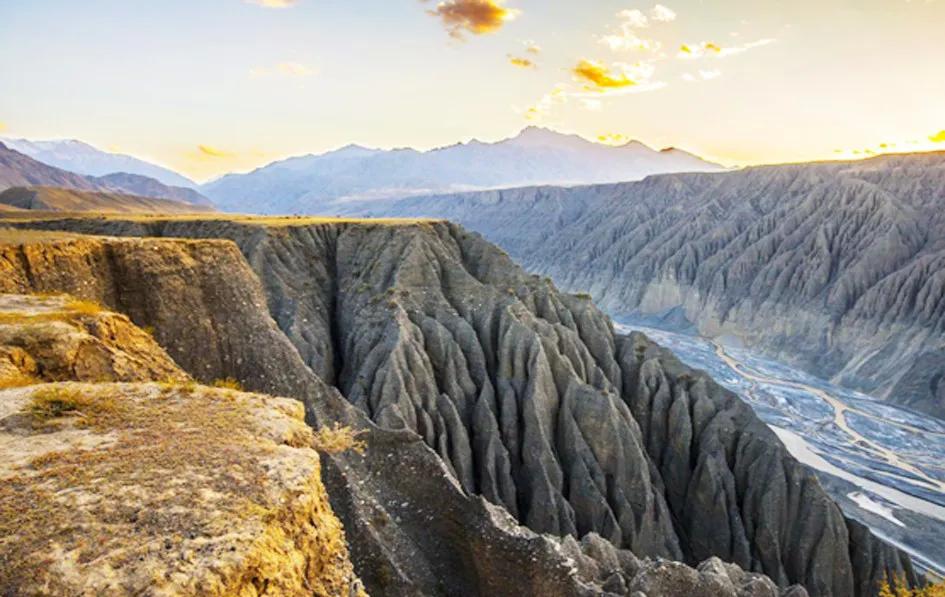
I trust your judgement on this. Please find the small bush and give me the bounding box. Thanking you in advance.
[212,378,243,391]
[312,423,366,455]
[574,292,593,300]
[27,386,117,427]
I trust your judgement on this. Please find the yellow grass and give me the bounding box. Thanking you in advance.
[0,213,440,227]
[212,378,244,391]
[880,578,945,596]
[28,385,118,427]
[312,423,366,455]
[0,372,39,390]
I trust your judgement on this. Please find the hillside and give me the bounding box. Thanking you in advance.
[340,151,945,420]
[0,293,365,595]
[202,127,723,214]
[0,142,211,207]
[0,216,915,596]
[0,186,214,214]
[1,137,198,189]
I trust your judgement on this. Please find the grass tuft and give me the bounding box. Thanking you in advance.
[212,378,244,391]
[27,385,118,427]
[312,423,366,455]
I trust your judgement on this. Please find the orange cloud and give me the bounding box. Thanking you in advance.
[508,55,536,69]
[572,59,637,91]
[197,145,235,158]
[426,0,519,39]
[524,40,541,54]
[245,0,297,7]
[930,130,945,143]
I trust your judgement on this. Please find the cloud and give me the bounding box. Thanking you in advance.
[197,145,235,158]
[523,40,541,54]
[600,30,661,52]
[599,6,674,53]
[678,38,775,59]
[425,0,519,39]
[617,9,649,28]
[508,55,536,69]
[581,98,603,111]
[930,130,945,143]
[0,122,5,133]
[521,85,567,121]
[245,0,297,7]
[572,59,637,90]
[250,62,315,78]
[650,4,676,22]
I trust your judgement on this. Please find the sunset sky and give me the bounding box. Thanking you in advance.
[1,0,944,181]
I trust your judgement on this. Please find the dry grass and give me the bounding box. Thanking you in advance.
[0,213,441,227]
[212,378,244,391]
[0,371,39,390]
[64,299,102,316]
[312,423,366,455]
[27,385,118,428]
[0,297,104,325]
[880,578,945,596]
[0,383,295,588]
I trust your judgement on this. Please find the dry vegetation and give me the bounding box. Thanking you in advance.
[212,377,244,391]
[312,422,366,455]
[880,578,945,596]
[0,381,359,593]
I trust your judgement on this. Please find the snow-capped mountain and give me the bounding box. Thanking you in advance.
[202,127,725,214]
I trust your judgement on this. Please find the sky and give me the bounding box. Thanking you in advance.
[1,0,944,181]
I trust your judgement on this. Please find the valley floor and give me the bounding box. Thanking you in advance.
[616,320,945,577]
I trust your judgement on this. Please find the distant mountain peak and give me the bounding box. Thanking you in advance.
[1,136,198,189]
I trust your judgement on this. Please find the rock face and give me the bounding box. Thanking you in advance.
[0,293,187,386]
[0,295,364,597]
[338,152,945,420]
[0,216,915,596]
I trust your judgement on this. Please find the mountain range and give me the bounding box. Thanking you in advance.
[1,137,199,189]
[0,142,211,207]
[201,127,724,213]
[334,151,945,421]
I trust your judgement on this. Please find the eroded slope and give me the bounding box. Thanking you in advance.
[0,216,915,596]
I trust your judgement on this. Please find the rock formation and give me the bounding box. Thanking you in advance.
[339,152,945,420]
[0,295,364,596]
[0,216,915,595]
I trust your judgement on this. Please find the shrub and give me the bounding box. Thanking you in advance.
[574,292,593,300]
[27,386,117,427]
[312,423,366,455]
[212,378,244,391]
